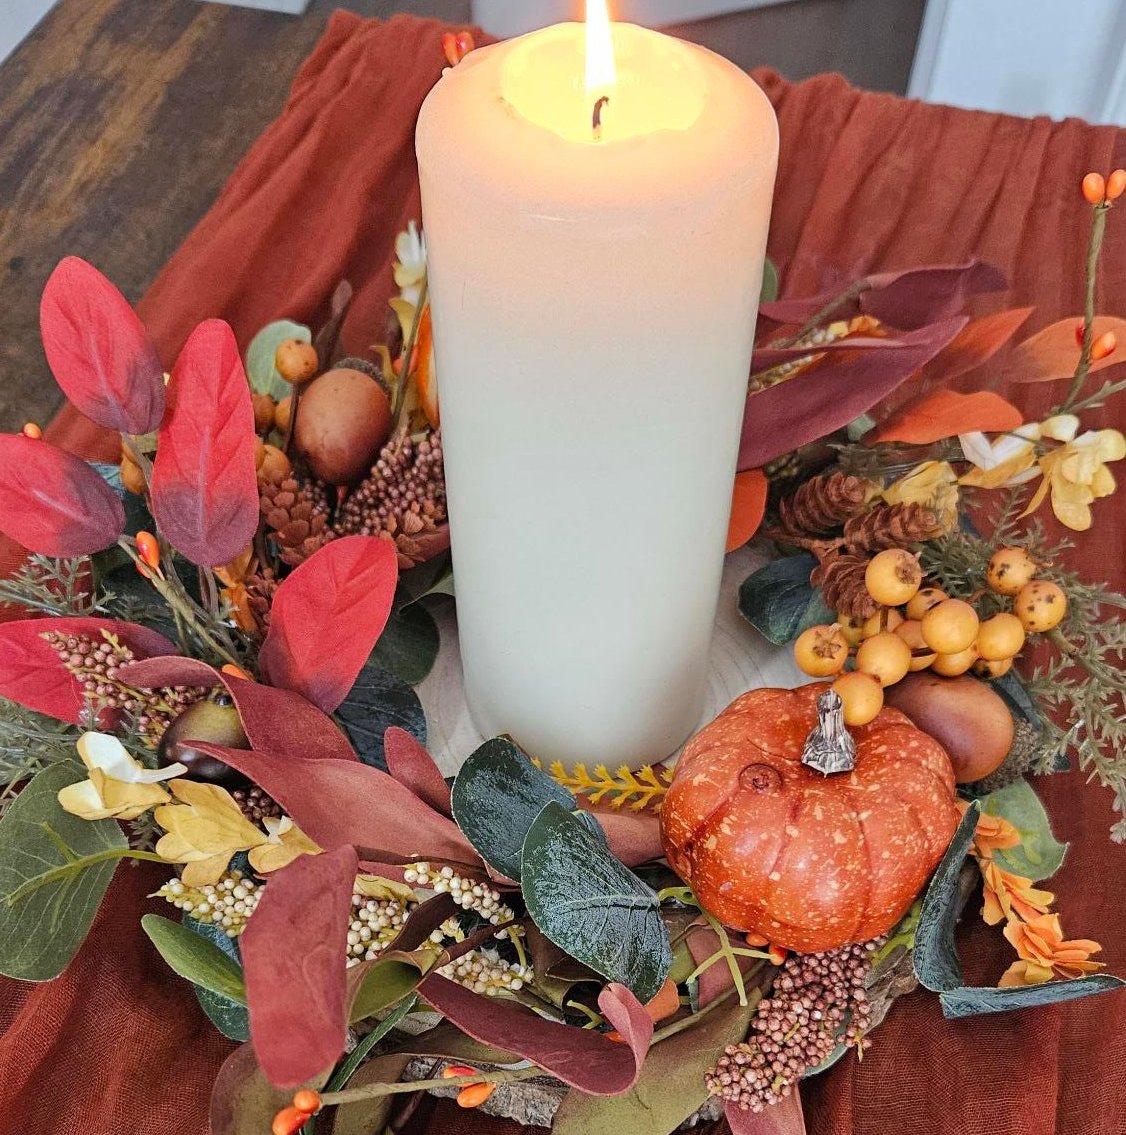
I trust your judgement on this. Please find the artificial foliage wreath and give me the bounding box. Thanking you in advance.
[0,39,1125,1135]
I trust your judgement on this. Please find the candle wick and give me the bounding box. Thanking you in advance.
[592,95,610,141]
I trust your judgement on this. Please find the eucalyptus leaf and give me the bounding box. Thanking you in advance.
[760,258,780,305]
[0,763,126,981]
[142,914,247,1004]
[980,780,1068,881]
[738,554,819,645]
[913,802,979,992]
[402,554,455,604]
[939,975,1126,1019]
[335,660,426,771]
[370,591,440,685]
[245,320,312,403]
[521,802,672,1003]
[350,958,425,1024]
[185,917,250,1041]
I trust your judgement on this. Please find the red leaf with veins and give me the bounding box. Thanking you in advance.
[259,537,399,714]
[738,318,967,471]
[150,320,259,567]
[384,727,452,817]
[0,618,176,725]
[418,976,653,1094]
[1004,316,1126,383]
[242,845,358,1087]
[0,435,124,556]
[39,257,165,434]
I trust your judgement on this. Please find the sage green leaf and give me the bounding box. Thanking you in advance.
[939,975,1126,1019]
[451,737,589,881]
[738,554,819,645]
[0,762,126,981]
[245,320,312,402]
[913,802,979,993]
[185,917,250,1041]
[142,914,247,1004]
[370,592,440,685]
[981,779,1068,881]
[350,958,425,1024]
[553,990,758,1135]
[521,802,672,1003]
[760,258,780,304]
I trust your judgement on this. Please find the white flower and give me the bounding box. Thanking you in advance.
[394,221,427,307]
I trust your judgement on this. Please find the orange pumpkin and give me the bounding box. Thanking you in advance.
[661,683,959,953]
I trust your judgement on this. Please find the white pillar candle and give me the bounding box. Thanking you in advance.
[416,9,778,768]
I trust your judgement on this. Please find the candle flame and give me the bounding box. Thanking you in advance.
[585,0,617,95]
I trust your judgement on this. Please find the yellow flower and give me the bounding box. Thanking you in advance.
[58,733,187,822]
[1022,426,1126,532]
[154,780,268,887]
[980,860,1054,926]
[883,460,960,532]
[247,816,321,876]
[999,913,1104,986]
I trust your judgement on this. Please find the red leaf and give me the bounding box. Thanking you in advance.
[759,261,1005,330]
[39,257,165,434]
[0,618,176,725]
[242,845,358,1087]
[259,537,399,714]
[418,976,653,1095]
[726,1088,806,1135]
[750,337,904,373]
[117,657,357,763]
[1003,316,1126,383]
[738,318,967,470]
[0,436,124,556]
[150,320,260,567]
[868,390,1024,445]
[384,727,452,817]
[726,470,769,553]
[915,306,1033,388]
[194,745,481,867]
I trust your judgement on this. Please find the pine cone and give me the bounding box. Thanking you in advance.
[780,472,878,538]
[260,473,335,567]
[813,552,880,619]
[841,503,943,555]
[244,569,279,632]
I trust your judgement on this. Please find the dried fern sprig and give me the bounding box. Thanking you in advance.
[545,762,673,813]
[0,555,108,618]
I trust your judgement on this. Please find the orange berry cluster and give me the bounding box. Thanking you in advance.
[443,1064,499,1109]
[794,547,1067,727]
[272,1090,322,1135]
[1082,169,1126,206]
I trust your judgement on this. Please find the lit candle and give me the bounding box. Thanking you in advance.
[416,3,778,768]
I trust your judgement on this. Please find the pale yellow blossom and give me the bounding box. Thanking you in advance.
[247,815,321,875]
[883,460,960,531]
[57,733,186,822]
[1023,426,1126,532]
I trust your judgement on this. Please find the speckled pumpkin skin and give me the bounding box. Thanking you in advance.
[661,684,959,953]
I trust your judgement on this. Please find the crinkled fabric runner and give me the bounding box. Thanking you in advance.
[1,11,1124,1135]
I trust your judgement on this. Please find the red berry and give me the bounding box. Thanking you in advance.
[21,422,42,440]
[442,1065,479,1080]
[1083,172,1107,205]
[135,531,160,571]
[1075,321,1087,347]
[455,30,476,58]
[441,31,460,67]
[457,1083,497,1109]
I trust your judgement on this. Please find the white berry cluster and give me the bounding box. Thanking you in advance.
[437,947,532,995]
[155,871,262,937]
[404,862,516,926]
[346,887,414,965]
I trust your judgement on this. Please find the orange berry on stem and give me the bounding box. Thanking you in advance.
[864,548,923,607]
[1091,332,1117,362]
[793,624,849,678]
[274,339,319,385]
[442,31,460,66]
[457,1082,497,1109]
[921,599,979,654]
[292,1089,321,1114]
[455,30,476,58]
[855,631,912,688]
[976,612,1026,661]
[136,531,160,571]
[831,671,884,727]
[974,657,1014,680]
[931,646,979,677]
[905,586,947,621]
[745,931,770,948]
[1106,169,1126,202]
[986,546,1038,596]
[1082,172,1106,205]
[1075,321,1087,348]
[272,1107,309,1135]
[443,1065,479,1080]
[1014,580,1068,633]
[21,422,42,440]
[221,663,252,681]
[862,607,904,639]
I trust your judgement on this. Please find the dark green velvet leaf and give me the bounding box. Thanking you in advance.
[370,592,440,685]
[939,975,1126,1019]
[335,660,426,771]
[738,554,819,645]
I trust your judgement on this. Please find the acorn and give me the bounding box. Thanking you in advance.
[159,692,249,787]
[294,366,393,485]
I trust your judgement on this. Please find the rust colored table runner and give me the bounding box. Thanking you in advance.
[1,12,1124,1135]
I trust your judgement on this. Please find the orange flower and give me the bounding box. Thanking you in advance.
[980,860,1054,926]
[1000,913,1104,986]
[972,811,1022,860]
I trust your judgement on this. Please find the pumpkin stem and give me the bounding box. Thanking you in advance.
[801,690,857,776]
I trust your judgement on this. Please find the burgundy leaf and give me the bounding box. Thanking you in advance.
[118,658,357,763]
[39,257,165,434]
[0,436,124,556]
[259,537,399,714]
[242,845,358,1087]
[384,727,452,817]
[419,975,653,1095]
[149,320,260,567]
[578,805,664,868]
[758,261,1004,330]
[726,1088,806,1134]
[0,618,176,725]
[738,318,967,470]
[195,745,481,867]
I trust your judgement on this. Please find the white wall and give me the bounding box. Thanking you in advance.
[911,0,1126,126]
[0,0,58,63]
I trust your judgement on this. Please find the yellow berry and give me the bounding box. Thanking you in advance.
[974,657,1014,680]
[831,671,885,727]
[252,392,277,435]
[793,625,850,678]
[894,619,938,671]
[1014,581,1067,633]
[275,394,294,435]
[986,547,1039,596]
[836,612,867,647]
[855,632,912,688]
[906,587,947,621]
[275,338,319,384]
[862,607,904,639]
[257,444,292,482]
[931,646,979,677]
[921,599,980,654]
[865,549,923,607]
[976,613,1026,661]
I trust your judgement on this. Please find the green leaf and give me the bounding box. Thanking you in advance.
[370,591,440,685]
[0,763,126,980]
[141,914,247,1004]
[451,737,587,881]
[980,780,1068,881]
[913,802,978,993]
[185,917,251,1041]
[245,320,312,402]
[553,991,758,1135]
[760,258,780,304]
[938,975,1126,1019]
[335,660,427,771]
[350,958,425,1024]
[90,461,155,539]
[738,554,819,645]
[521,802,672,1003]
[401,555,455,604]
